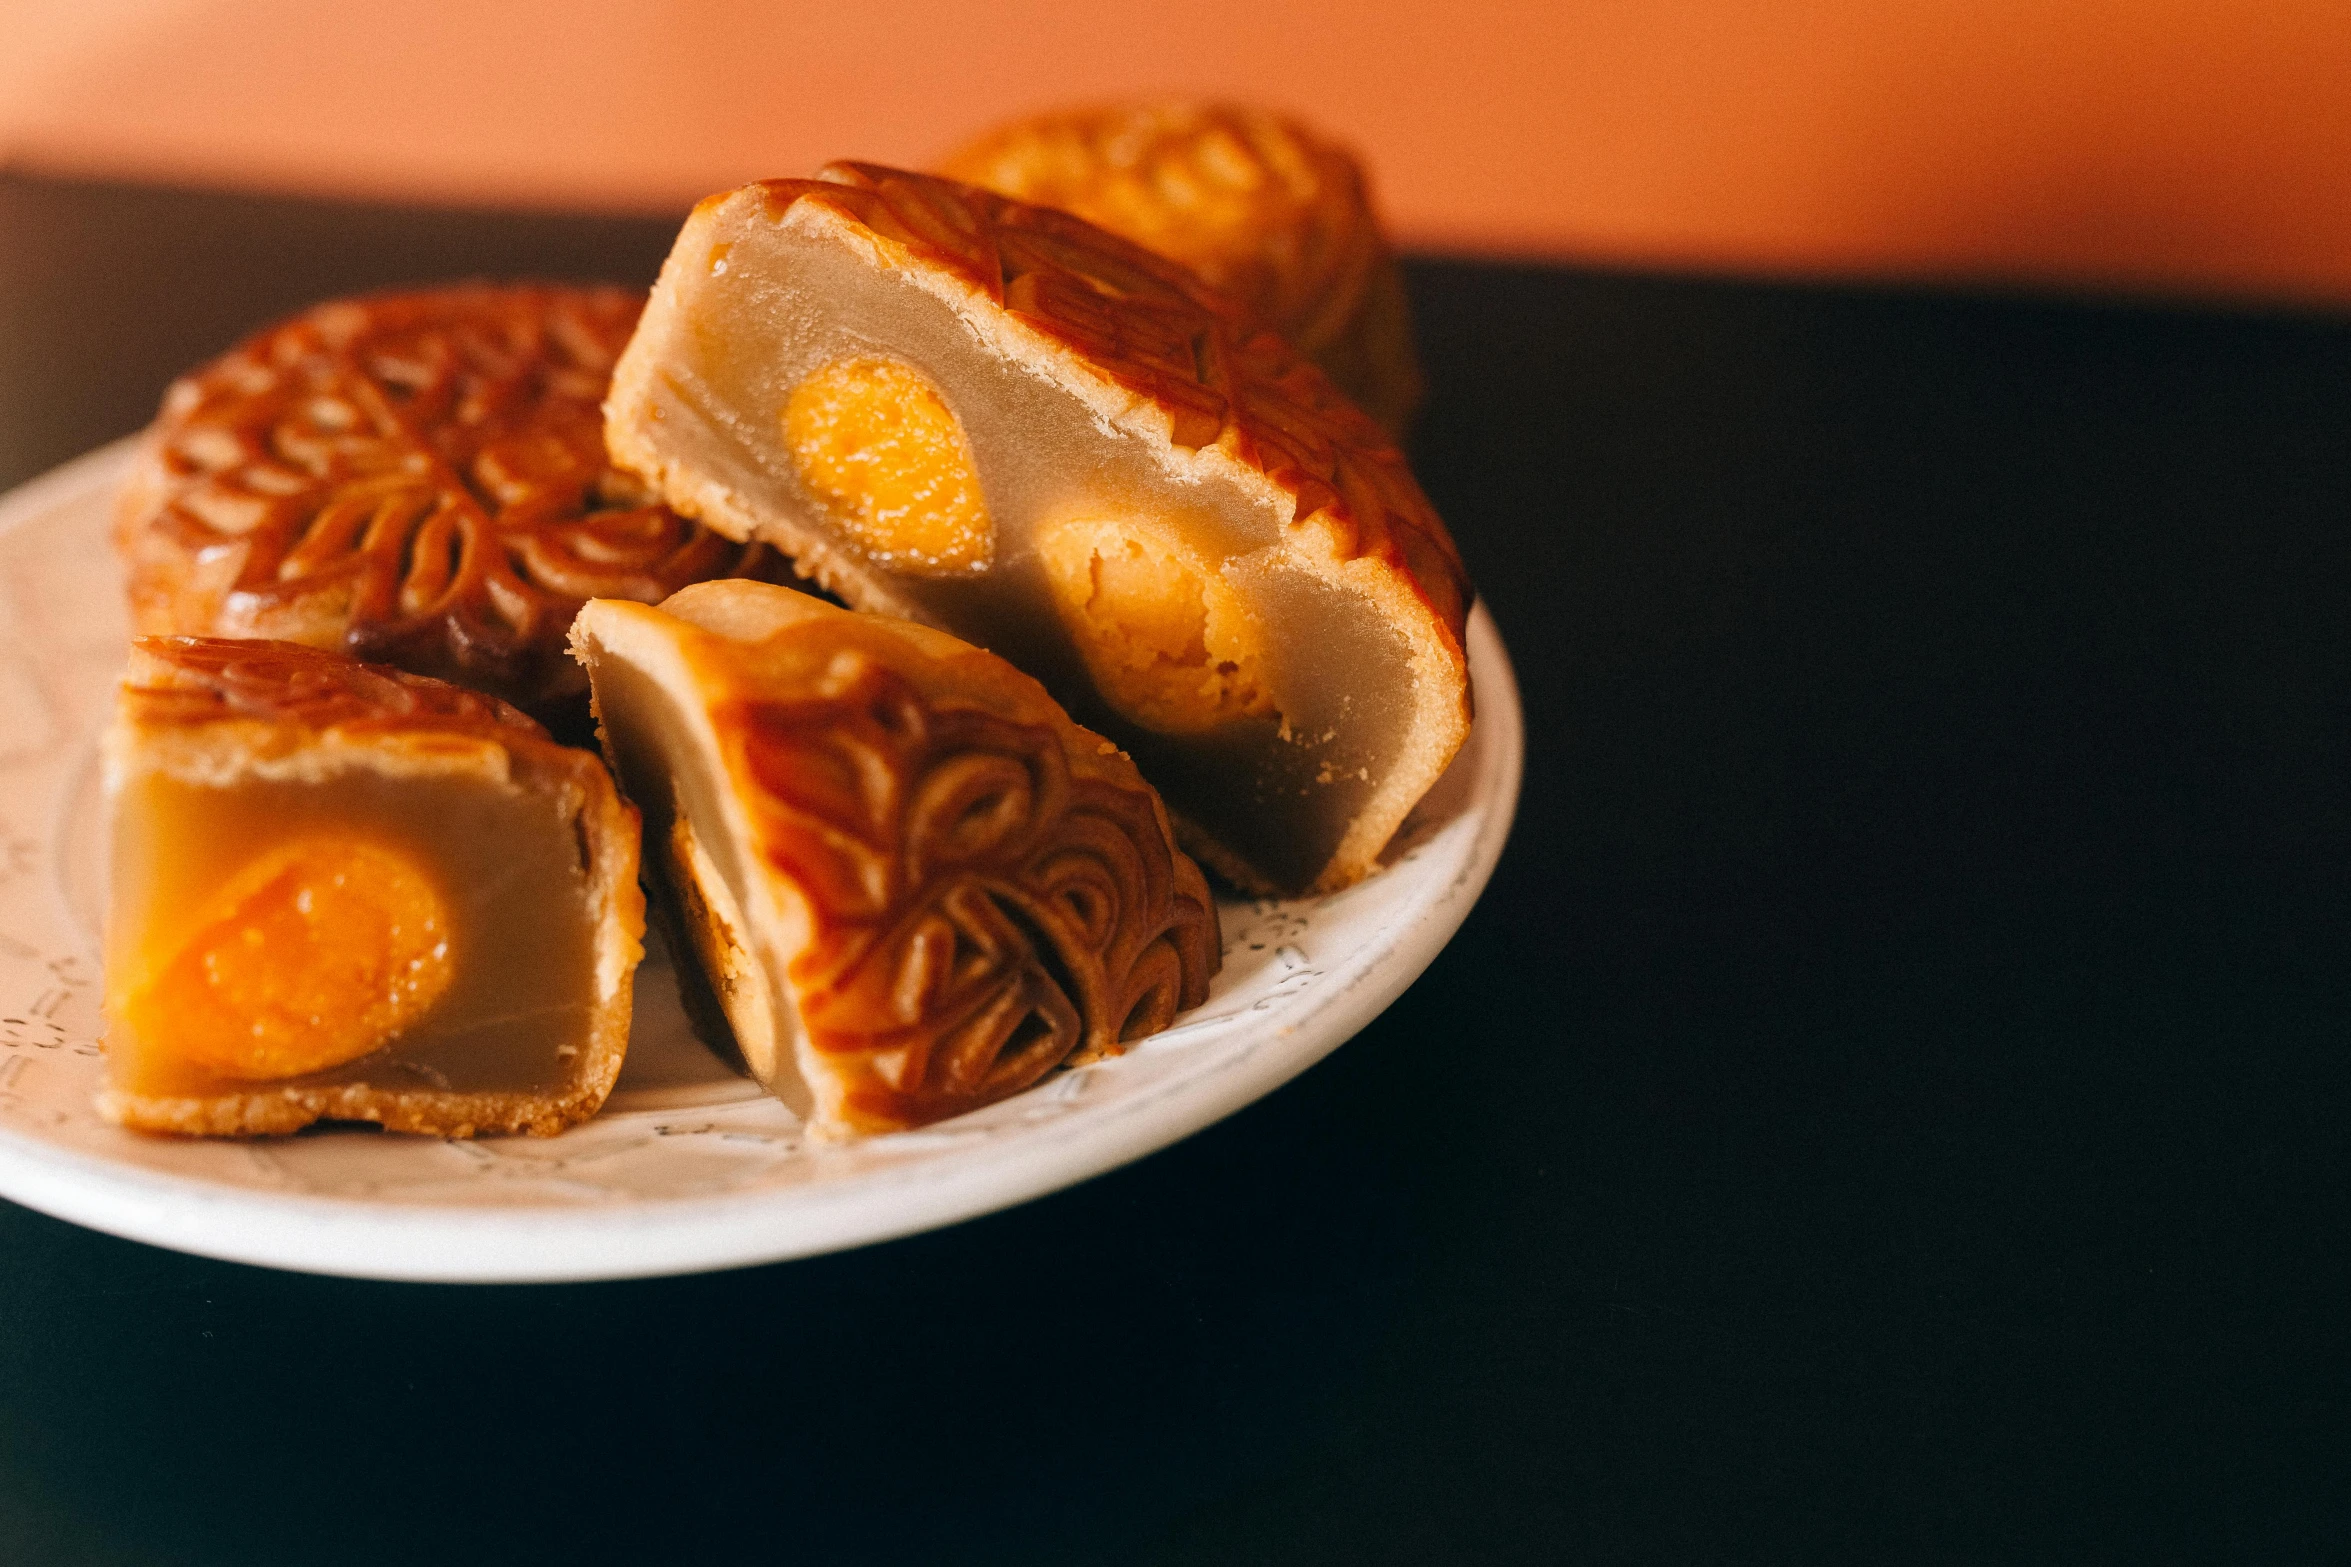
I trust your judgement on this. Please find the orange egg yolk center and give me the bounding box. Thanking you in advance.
[116,836,456,1082]
[1036,515,1273,734]
[783,356,994,575]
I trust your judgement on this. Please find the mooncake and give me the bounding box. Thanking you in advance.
[941,100,1423,434]
[100,637,644,1137]
[605,163,1472,893]
[114,284,787,727]
[572,579,1219,1139]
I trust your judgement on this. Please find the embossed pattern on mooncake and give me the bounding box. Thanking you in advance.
[120,634,546,740]
[116,284,786,717]
[574,584,1219,1138]
[721,655,1217,1130]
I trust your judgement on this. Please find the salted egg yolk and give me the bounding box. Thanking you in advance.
[115,836,456,1082]
[783,356,994,574]
[1036,514,1273,734]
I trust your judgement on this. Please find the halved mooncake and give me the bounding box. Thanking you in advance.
[941,100,1423,434]
[114,283,787,727]
[605,163,1472,893]
[572,579,1220,1139]
[100,637,644,1137]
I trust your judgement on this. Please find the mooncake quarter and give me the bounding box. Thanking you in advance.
[114,284,787,727]
[100,637,644,1137]
[605,163,1473,894]
[941,100,1423,434]
[572,579,1220,1139]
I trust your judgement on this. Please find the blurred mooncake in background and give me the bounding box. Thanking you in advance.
[941,100,1423,436]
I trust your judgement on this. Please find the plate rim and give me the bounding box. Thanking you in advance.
[0,440,1523,1283]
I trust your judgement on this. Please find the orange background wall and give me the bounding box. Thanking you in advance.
[5,0,2348,305]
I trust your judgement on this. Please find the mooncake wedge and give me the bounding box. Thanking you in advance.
[942,100,1423,434]
[115,283,788,728]
[572,579,1220,1139]
[100,637,644,1137]
[605,162,1472,893]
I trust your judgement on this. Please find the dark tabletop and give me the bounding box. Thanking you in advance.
[2,173,2345,1563]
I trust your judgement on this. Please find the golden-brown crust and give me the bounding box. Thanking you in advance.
[939,100,1424,434]
[120,635,548,740]
[115,283,787,719]
[577,585,1219,1136]
[722,645,1219,1131]
[101,637,644,1139]
[754,164,1470,653]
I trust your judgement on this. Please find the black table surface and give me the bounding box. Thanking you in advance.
[2,173,2345,1563]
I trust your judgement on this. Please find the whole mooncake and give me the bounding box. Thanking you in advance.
[605,163,1472,893]
[100,637,644,1137]
[941,100,1423,434]
[572,580,1220,1139]
[114,284,786,726]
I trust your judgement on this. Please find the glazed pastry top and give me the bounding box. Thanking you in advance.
[120,635,548,744]
[115,284,782,715]
[576,582,1221,1133]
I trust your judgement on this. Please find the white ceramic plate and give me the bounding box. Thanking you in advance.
[0,441,1522,1282]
